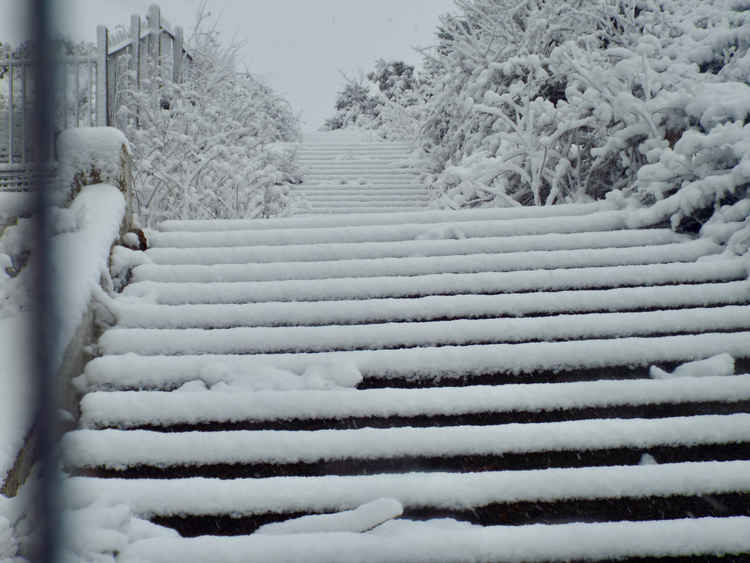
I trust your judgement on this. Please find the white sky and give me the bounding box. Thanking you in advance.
[0,0,456,130]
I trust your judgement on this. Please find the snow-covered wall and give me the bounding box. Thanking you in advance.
[1,127,131,495]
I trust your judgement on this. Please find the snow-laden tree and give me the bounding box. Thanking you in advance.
[115,7,301,225]
[324,60,428,140]
[323,72,379,131]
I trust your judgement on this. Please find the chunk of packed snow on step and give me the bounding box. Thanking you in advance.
[303,361,362,388]
[415,226,467,240]
[196,361,361,392]
[256,499,402,535]
[175,380,209,393]
[368,518,480,536]
[640,453,658,465]
[650,353,735,379]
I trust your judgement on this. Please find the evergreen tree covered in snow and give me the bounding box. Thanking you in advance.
[116,8,301,225]
[324,60,427,140]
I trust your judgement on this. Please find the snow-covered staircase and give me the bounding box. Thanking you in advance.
[295,132,428,214]
[66,199,750,560]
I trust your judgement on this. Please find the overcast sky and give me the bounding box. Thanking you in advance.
[0,0,456,130]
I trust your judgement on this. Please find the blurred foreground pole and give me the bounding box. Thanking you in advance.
[30,0,62,561]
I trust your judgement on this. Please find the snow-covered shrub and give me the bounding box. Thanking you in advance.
[115,12,300,225]
[417,0,750,230]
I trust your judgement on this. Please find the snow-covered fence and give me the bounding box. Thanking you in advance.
[0,4,186,191]
[106,4,188,129]
[0,48,104,191]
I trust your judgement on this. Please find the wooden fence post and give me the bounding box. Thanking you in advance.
[130,14,141,89]
[148,4,161,66]
[96,25,109,126]
[173,26,184,83]
[148,4,161,112]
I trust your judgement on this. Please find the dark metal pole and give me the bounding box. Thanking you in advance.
[30,0,62,560]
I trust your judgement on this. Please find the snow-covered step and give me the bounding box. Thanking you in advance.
[121,260,747,305]
[301,201,425,209]
[79,376,750,431]
[156,201,616,231]
[297,207,426,215]
[64,415,750,479]
[131,240,720,283]
[298,196,428,203]
[67,460,750,533]
[144,229,685,264]
[116,517,750,563]
[299,191,428,198]
[112,281,750,329]
[304,172,418,179]
[145,211,636,248]
[78,332,750,391]
[98,306,750,356]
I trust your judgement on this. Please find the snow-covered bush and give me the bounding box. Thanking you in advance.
[115,11,301,225]
[324,60,429,141]
[416,0,750,231]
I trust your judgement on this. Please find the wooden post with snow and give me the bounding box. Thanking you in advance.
[149,4,161,68]
[96,25,109,126]
[148,4,161,112]
[129,14,141,89]
[173,26,184,83]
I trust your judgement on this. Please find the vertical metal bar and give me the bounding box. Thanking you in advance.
[30,0,61,558]
[96,25,109,126]
[74,61,80,127]
[63,62,68,130]
[20,63,25,163]
[8,59,14,163]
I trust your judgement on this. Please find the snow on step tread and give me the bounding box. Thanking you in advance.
[144,229,685,265]
[157,201,614,231]
[121,260,748,305]
[98,305,750,356]
[67,460,750,518]
[80,332,750,390]
[78,375,750,429]
[116,517,750,563]
[147,211,637,248]
[113,281,750,329]
[131,240,720,283]
[63,414,750,470]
